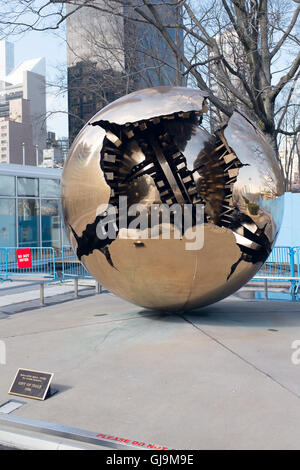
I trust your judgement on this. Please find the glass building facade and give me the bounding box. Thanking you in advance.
[0,164,67,253]
[66,1,184,145]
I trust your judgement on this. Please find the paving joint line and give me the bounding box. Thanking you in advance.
[180,314,300,400]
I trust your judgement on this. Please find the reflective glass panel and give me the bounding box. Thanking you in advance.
[62,222,69,246]
[41,199,61,251]
[0,198,16,246]
[40,179,60,198]
[18,199,40,247]
[0,175,15,196]
[17,177,39,197]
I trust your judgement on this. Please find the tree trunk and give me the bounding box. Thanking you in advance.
[264,131,279,159]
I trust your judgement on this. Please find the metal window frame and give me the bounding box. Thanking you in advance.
[0,175,63,252]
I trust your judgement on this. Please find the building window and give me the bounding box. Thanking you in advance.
[17,177,39,197]
[0,198,16,247]
[41,199,61,250]
[0,175,15,196]
[40,179,60,198]
[18,199,40,248]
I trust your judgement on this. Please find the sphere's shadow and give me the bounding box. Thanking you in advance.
[137,296,300,328]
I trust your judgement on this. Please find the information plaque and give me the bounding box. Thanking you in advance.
[8,369,55,401]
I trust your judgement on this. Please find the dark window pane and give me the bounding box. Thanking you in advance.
[17,177,39,197]
[41,199,61,251]
[0,198,16,246]
[18,199,40,248]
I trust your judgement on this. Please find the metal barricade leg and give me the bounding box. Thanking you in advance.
[74,278,79,298]
[40,283,45,307]
[95,282,102,294]
[289,248,296,293]
[264,278,268,300]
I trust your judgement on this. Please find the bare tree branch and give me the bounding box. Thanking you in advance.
[270,4,300,58]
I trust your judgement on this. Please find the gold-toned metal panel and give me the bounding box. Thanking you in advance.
[62,87,284,311]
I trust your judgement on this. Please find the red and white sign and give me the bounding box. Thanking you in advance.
[16,248,32,269]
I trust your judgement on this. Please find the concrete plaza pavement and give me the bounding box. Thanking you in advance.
[0,290,300,449]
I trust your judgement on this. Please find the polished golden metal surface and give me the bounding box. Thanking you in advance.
[61,86,284,311]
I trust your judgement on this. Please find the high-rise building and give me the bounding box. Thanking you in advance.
[57,136,69,163]
[208,29,252,129]
[42,131,69,168]
[0,42,47,165]
[0,41,14,81]
[42,147,63,168]
[66,1,183,144]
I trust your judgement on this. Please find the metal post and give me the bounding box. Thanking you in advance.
[264,278,268,300]
[40,283,45,307]
[22,142,25,165]
[5,247,8,281]
[61,246,65,282]
[35,144,39,166]
[52,247,56,280]
[95,282,102,294]
[289,247,295,293]
[74,278,78,298]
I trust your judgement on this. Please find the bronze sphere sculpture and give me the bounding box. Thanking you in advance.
[61,87,284,310]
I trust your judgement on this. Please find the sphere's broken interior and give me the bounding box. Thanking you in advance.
[71,110,275,278]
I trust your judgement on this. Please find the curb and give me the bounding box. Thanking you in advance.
[0,429,88,450]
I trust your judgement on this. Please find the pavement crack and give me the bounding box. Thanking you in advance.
[180,314,300,400]
[98,327,120,346]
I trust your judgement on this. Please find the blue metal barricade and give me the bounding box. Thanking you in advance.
[255,246,293,279]
[0,248,8,281]
[1,244,299,294]
[295,247,300,273]
[252,246,300,292]
[61,245,92,279]
[294,247,300,292]
[0,247,57,281]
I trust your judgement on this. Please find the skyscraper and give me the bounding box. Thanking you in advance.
[0,41,14,81]
[208,29,252,129]
[0,42,47,165]
[66,1,183,144]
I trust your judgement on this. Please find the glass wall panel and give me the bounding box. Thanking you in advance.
[62,222,69,246]
[17,177,39,197]
[40,179,60,198]
[18,199,40,248]
[0,175,15,196]
[41,199,61,251]
[0,198,16,246]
